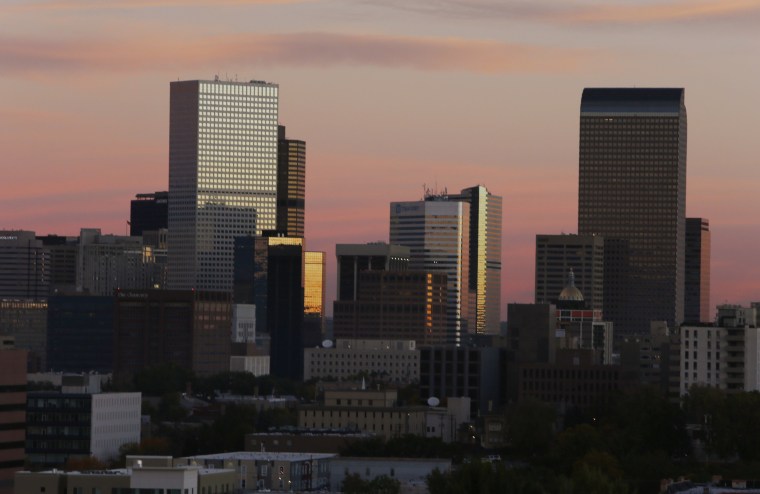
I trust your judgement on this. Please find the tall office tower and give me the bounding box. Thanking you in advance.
[685,218,710,323]
[168,79,279,291]
[303,251,326,347]
[336,243,410,301]
[277,125,306,237]
[390,200,470,344]
[234,235,304,379]
[535,234,604,311]
[578,88,687,336]
[130,191,168,237]
[443,186,503,335]
[0,231,49,300]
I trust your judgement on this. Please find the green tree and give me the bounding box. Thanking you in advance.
[507,399,556,458]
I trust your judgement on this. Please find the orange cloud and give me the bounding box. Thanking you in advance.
[0,32,598,76]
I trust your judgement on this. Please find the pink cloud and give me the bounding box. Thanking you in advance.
[0,32,598,77]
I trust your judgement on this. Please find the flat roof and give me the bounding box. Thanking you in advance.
[183,451,336,462]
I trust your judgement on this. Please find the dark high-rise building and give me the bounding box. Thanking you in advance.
[0,231,49,300]
[685,218,710,323]
[0,340,26,494]
[37,235,78,295]
[333,271,448,345]
[47,295,114,373]
[130,191,168,236]
[277,125,306,238]
[336,243,410,302]
[578,88,687,336]
[535,234,604,311]
[234,235,304,380]
[114,289,231,380]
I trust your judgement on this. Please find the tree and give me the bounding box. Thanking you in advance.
[507,399,556,458]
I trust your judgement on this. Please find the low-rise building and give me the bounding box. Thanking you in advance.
[15,460,235,494]
[175,451,334,492]
[245,429,374,454]
[299,388,469,442]
[680,304,760,395]
[26,391,141,466]
[304,339,420,383]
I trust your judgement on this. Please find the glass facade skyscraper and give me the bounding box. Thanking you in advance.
[390,199,470,344]
[447,186,503,335]
[578,88,687,335]
[277,125,306,238]
[168,79,279,291]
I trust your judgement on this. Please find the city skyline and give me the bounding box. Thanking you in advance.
[2,0,760,312]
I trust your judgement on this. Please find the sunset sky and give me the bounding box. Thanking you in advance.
[2,0,759,316]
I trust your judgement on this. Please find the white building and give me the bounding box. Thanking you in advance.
[232,304,256,343]
[230,355,270,376]
[680,304,760,395]
[168,79,279,292]
[390,199,470,343]
[304,339,420,383]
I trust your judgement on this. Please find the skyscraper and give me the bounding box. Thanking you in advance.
[578,88,687,335]
[390,199,470,343]
[685,217,710,323]
[277,125,306,237]
[168,79,279,291]
[335,243,410,301]
[233,235,304,379]
[130,191,168,237]
[303,251,326,347]
[446,186,503,334]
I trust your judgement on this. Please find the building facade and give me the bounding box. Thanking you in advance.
[419,345,502,416]
[303,251,326,347]
[535,234,604,311]
[304,339,420,383]
[680,304,760,395]
[0,300,47,372]
[114,289,232,380]
[578,88,687,336]
[234,235,304,379]
[390,200,470,343]
[175,452,334,492]
[685,217,711,323]
[129,191,168,237]
[276,125,306,238]
[47,295,114,373]
[26,392,141,466]
[0,342,26,494]
[168,79,279,291]
[333,271,448,345]
[0,231,49,300]
[336,243,410,302]
[444,186,503,335]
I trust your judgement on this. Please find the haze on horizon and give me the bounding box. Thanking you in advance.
[2,0,760,315]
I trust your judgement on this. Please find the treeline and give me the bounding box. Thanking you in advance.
[430,386,760,494]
